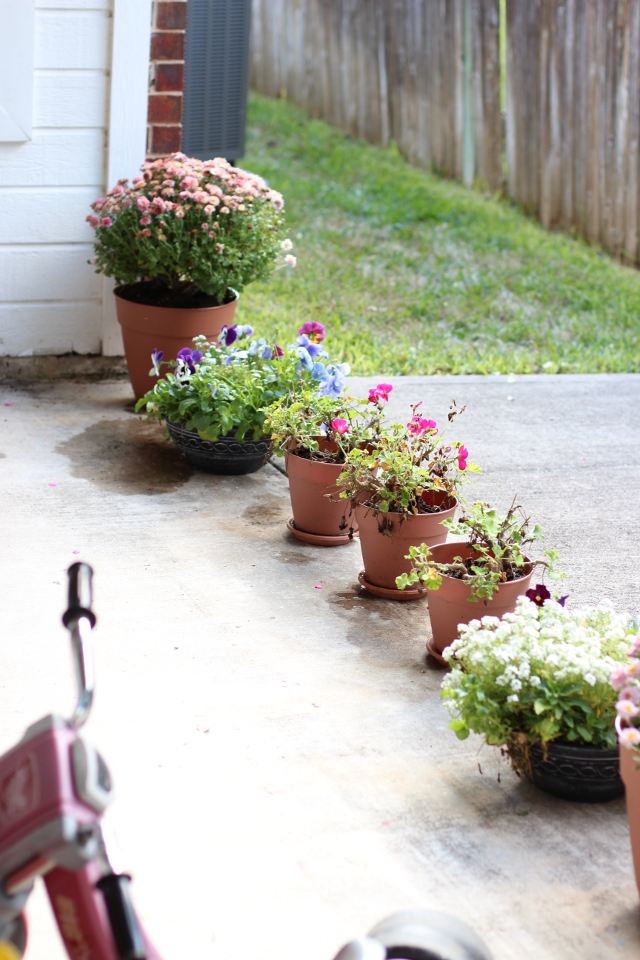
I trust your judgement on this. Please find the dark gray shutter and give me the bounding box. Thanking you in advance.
[182,0,252,162]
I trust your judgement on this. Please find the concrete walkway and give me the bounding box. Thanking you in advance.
[0,372,639,960]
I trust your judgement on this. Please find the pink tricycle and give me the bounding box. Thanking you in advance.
[0,563,491,960]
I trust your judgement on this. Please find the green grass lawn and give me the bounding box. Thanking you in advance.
[240,93,640,375]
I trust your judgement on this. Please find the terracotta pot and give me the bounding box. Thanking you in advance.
[114,285,238,400]
[285,450,356,544]
[355,492,456,592]
[425,542,533,660]
[620,744,640,894]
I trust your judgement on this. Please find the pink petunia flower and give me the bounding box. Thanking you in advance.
[617,699,640,719]
[619,727,640,748]
[457,445,469,470]
[368,383,393,404]
[611,667,631,691]
[331,418,349,435]
[407,416,437,436]
[619,686,640,704]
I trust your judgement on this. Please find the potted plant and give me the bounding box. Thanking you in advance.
[612,627,640,893]
[266,336,387,544]
[441,594,636,802]
[337,398,477,599]
[88,152,295,399]
[396,499,559,660]
[135,324,348,476]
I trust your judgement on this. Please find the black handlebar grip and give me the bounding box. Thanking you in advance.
[62,562,96,629]
[96,874,146,960]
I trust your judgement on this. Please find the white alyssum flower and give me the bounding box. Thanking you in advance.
[442,596,634,748]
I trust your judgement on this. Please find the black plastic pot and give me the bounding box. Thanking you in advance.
[165,421,271,475]
[528,741,623,803]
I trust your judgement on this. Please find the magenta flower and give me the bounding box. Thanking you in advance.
[100,217,112,228]
[457,445,469,470]
[297,321,325,343]
[367,383,393,404]
[331,418,349,435]
[407,416,437,436]
[272,345,284,358]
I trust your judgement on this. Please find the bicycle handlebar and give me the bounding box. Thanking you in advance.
[63,562,96,630]
[63,563,96,728]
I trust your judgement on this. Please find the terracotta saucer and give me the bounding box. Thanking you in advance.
[287,518,356,546]
[426,634,449,665]
[357,570,426,601]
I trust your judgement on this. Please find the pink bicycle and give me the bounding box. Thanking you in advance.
[0,564,491,960]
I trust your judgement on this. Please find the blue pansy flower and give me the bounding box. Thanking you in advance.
[319,362,351,398]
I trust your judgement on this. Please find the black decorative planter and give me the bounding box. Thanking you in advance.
[165,421,271,475]
[528,741,623,803]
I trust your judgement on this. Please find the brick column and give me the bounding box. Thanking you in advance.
[147,1,187,158]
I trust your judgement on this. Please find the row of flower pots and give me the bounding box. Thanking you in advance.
[89,153,640,899]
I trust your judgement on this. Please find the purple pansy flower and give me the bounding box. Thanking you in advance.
[525,584,551,607]
[149,348,164,376]
[176,347,203,374]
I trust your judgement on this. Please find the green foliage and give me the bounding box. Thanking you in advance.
[337,402,477,518]
[135,336,303,441]
[265,389,382,462]
[396,499,561,601]
[89,154,291,303]
[240,94,640,375]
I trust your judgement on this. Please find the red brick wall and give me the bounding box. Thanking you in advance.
[147,1,187,158]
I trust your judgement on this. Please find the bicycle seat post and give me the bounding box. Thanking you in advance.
[62,563,96,728]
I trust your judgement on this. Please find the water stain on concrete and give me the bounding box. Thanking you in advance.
[56,418,193,494]
[329,587,431,670]
[274,550,312,565]
[242,495,289,525]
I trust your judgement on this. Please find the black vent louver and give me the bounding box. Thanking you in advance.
[182,0,252,161]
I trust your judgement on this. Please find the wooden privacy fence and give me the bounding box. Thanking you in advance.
[508,0,640,264]
[250,0,503,191]
[250,0,640,267]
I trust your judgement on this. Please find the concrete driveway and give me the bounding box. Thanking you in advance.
[0,372,639,960]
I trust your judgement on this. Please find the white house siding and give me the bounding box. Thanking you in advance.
[0,0,112,357]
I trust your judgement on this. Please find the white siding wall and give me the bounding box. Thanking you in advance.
[0,0,111,357]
